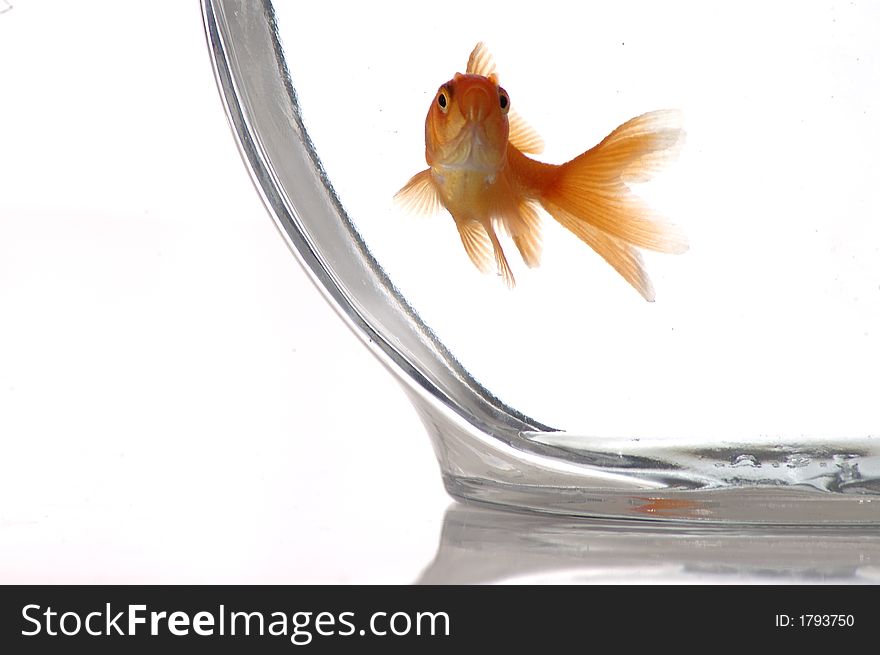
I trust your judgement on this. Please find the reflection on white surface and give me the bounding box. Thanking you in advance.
[418,504,880,584]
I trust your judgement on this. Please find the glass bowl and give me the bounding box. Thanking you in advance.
[202,0,879,524]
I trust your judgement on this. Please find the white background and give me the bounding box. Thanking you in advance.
[1,1,878,584]
[1,1,446,583]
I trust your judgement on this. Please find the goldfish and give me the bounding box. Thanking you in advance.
[395,42,687,301]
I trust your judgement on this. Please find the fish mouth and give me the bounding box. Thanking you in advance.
[461,85,493,122]
[439,122,502,173]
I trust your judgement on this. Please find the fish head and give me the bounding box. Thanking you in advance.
[425,72,510,173]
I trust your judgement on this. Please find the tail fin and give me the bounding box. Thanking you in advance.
[537,110,687,300]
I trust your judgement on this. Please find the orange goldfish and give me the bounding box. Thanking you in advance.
[395,43,687,300]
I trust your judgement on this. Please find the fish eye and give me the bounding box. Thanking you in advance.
[498,89,510,113]
[437,88,449,112]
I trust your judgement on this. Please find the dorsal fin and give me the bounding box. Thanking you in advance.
[466,42,498,83]
[468,43,543,154]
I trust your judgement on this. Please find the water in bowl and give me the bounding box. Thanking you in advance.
[207,0,880,521]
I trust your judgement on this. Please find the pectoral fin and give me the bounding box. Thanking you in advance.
[508,112,545,155]
[394,170,441,216]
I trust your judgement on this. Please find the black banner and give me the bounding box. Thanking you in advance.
[0,585,873,652]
